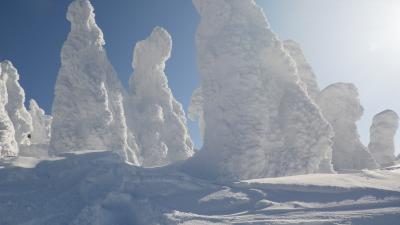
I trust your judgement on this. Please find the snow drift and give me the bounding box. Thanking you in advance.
[369,110,399,167]
[126,27,194,167]
[317,83,378,171]
[185,0,334,181]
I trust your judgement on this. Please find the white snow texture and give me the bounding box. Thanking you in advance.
[369,110,399,167]
[317,83,378,171]
[186,0,334,181]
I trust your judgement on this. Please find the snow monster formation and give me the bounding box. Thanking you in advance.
[0,61,33,147]
[283,40,320,100]
[186,0,334,181]
[28,99,52,145]
[317,83,378,171]
[0,65,19,158]
[368,110,399,167]
[50,0,139,165]
[127,27,194,167]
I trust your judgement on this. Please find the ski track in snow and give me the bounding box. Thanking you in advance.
[0,151,399,225]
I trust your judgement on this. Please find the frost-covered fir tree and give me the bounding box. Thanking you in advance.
[0,61,33,147]
[127,27,194,167]
[28,99,52,145]
[317,83,378,171]
[186,0,334,181]
[50,0,139,164]
[368,110,399,167]
[0,65,19,158]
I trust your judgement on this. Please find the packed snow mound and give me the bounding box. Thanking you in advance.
[0,61,33,146]
[0,151,399,225]
[127,27,194,167]
[283,40,320,100]
[317,83,378,171]
[50,0,139,165]
[186,0,334,181]
[369,110,399,167]
[0,65,18,158]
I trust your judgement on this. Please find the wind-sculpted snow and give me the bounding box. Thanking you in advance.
[50,0,139,165]
[317,83,378,171]
[0,151,399,225]
[0,65,19,158]
[127,27,194,167]
[186,0,333,181]
[369,110,399,167]
[0,61,33,147]
[284,40,320,100]
[188,87,205,140]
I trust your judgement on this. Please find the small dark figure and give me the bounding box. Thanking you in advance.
[27,134,31,139]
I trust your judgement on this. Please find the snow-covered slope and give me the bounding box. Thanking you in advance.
[317,83,378,171]
[369,110,399,167]
[126,27,194,167]
[50,0,139,165]
[0,151,399,225]
[186,0,333,181]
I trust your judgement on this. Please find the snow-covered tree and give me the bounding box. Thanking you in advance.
[0,65,19,158]
[185,0,334,181]
[0,61,33,146]
[28,99,52,145]
[283,40,320,100]
[317,83,378,171]
[368,110,399,167]
[50,0,139,164]
[127,27,194,167]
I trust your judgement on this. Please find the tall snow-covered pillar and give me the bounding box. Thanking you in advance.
[0,61,33,147]
[317,83,378,171]
[0,65,19,158]
[127,27,194,167]
[368,110,399,167]
[186,0,333,181]
[28,99,52,145]
[50,0,139,164]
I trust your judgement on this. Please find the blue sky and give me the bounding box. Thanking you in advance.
[0,0,399,154]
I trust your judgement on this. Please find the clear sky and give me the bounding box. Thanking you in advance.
[0,0,399,155]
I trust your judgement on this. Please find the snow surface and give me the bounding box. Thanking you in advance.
[186,0,334,181]
[0,151,399,225]
[369,110,399,167]
[127,27,194,167]
[317,83,378,171]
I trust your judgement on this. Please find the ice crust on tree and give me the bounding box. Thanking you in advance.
[368,110,399,167]
[50,0,139,165]
[0,65,19,158]
[0,61,33,147]
[186,0,334,181]
[283,40,320,100]
[127,27,194,167]
[317,83,378,171]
